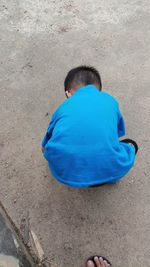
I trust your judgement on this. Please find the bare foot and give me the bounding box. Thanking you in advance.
[87,256,111,267]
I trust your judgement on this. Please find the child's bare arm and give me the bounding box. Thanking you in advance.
[41,147,45,153]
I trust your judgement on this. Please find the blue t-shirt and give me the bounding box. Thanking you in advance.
[42,85,135,187]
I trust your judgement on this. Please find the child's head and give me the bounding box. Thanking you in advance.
[64,66,102,97]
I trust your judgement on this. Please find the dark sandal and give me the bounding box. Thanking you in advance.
[87,255,112,267]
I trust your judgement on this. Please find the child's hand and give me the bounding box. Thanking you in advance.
[41,147,45,153]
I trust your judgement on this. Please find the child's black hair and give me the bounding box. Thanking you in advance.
[64,66,102,91]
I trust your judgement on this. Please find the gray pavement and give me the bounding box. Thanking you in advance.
[0,0,150,267]
[0,204,36,267]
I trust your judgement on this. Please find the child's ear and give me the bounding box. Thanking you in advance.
[66,90,72,98]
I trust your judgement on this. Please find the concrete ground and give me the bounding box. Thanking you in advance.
[0,204,36,267]
[0,0,150,266]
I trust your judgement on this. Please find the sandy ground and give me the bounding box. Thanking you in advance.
[0,0,150,266]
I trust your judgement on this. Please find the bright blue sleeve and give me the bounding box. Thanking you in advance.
[117,105,126,137]
[41,112,58,147]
